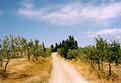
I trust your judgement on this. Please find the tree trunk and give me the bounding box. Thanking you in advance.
[97,60,100,79]
[101,59,104,72]
[28,52,30,59]
[27,46,30,59]
[28,54,30,59]
[4,59,10,74]
[91,60,93,68]
[109,62,111,78]
[35,56,38,61]
[98,60,100,70]
[0,60,3,68]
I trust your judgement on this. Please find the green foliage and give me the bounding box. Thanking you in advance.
[45,48,52,57]
[67,49,77,59]
[76,48,87,61]
[0,35,21,76]
[0,34,52,77]
[51,36,78,59]
[57,48,63,56]
[110,40,121,65]
[51,45,54,52]
[82,36,121,79]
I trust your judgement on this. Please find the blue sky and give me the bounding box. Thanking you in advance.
[0,0,121,47]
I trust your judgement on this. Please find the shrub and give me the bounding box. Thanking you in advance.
[67,49,77,59]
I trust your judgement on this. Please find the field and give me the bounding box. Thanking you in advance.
[69,59,121,83]
[0,57,52,83]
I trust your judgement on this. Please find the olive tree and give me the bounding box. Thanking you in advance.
[95,36,107,73]
[0,35,18,76]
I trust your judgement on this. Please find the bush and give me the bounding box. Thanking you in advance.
[67,49,77,59]
[45,48,52,57]
[77,48,88,61]
[57,48,64,56]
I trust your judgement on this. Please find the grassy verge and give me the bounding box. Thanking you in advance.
[68,59,121,83]
[0,57,52,83]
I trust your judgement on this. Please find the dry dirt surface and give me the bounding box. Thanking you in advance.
[49,53,88,83]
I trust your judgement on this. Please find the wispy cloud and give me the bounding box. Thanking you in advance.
[17,1,121,25]
[20,0,34,9]
[87,28,121,37]
[113,35,121,40]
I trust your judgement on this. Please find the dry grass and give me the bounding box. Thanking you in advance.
[67,60,121,83]
[0,57,52,83]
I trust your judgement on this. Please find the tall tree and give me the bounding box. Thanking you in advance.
[42,42,46,52]
[51,45,54,52]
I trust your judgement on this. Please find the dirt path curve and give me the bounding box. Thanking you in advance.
[49,52,88,83]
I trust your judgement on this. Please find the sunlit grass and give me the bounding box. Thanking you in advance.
[67,59,121,83]
[0,56,52,83]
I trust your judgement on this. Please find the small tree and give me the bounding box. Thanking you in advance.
[105,40,121,79]
[0,35,18,77]
[20,38,30,59]
[111,40,121,66]
[105,43,115,79]
[87,46,97,68]
[33,39,40,60]
[95,36,107,73]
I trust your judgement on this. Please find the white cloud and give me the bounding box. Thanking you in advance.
[112,35,121,40]
[87,28,121,37]
[18,9,43,18]
[17,1,121,25]
[20,0,34,9]
[95,3,121,21]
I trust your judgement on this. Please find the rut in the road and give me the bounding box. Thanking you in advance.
[49,53,88,83]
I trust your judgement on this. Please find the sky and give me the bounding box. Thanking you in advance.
[0,0,121,47]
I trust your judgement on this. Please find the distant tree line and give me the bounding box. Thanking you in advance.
[51,36,78,59]
[0,35,51,77]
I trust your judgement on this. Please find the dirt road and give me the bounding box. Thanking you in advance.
[49,53,88,83]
